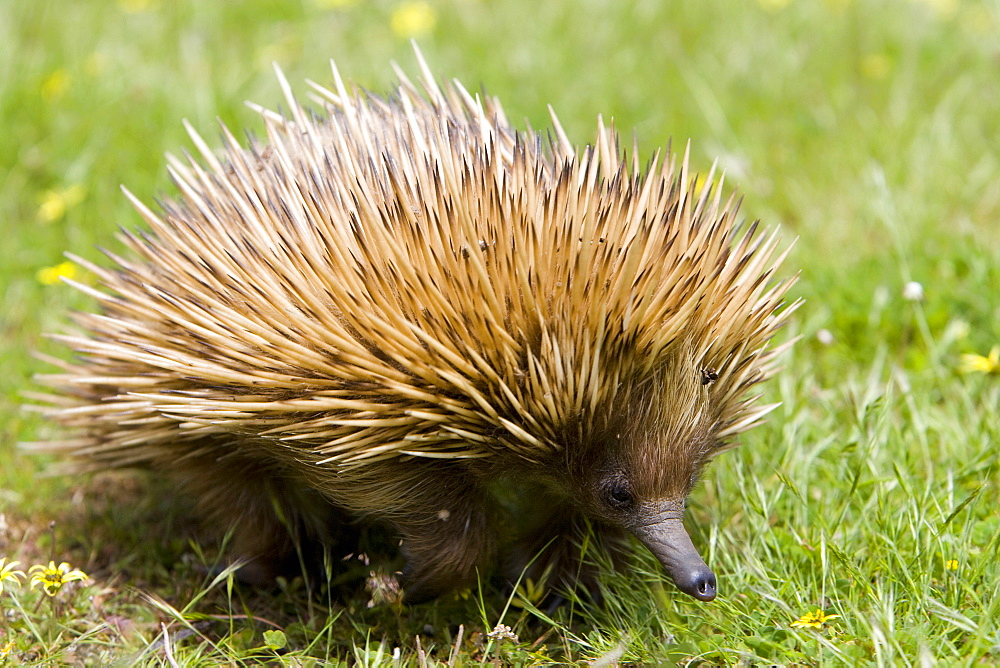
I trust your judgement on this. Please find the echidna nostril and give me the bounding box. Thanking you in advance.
[676,567,717,602]
[696,572,718,601]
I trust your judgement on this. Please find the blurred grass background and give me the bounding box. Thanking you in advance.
[1,0,999,664]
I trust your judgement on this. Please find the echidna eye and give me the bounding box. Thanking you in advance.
[603,477,634,511]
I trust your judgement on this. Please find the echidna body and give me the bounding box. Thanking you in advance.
[34,51,797,602]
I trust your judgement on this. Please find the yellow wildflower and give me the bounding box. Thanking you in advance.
[28,561,88,596]
[118,0,157,13]
[0,639,14,660]
[390,1,436,38]
[37,184,86,223]
[0,558,25,591]
[510,577,545,609]
[41,69,70,101]
[790,608,840,629]
[860,53,891,80]
[37,261,78,286]
[959,346,1000,375]
[945,559,959,571]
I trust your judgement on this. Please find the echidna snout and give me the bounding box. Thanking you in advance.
[630,510,717,602]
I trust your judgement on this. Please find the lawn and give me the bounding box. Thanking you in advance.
[1,0,999,664]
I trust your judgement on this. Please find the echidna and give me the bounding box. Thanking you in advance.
[32,49,797,603]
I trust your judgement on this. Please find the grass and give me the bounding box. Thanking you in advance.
[2,0,999,664]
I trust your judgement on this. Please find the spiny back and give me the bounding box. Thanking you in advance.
[37,52,797,470]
